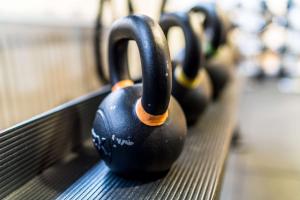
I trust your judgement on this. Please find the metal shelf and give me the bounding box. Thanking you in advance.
[1,79,238,200]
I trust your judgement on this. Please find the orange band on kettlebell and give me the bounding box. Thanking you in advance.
[112,80,134,91]
[135,99,168,126]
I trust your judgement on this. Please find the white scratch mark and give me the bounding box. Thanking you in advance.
[92,129,110,156]
[114,136,134,146]
[110,105,116,110]
[91,129,101,149]
[97,110,102,116]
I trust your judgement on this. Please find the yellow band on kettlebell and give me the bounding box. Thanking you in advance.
[135,99,168,126]
[112,80,134,92]
[175,66,204,89]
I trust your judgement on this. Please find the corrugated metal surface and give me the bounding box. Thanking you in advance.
[0,86,110,199]
[1,79,237,200]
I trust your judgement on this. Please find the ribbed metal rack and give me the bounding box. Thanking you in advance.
[1,79,238,200]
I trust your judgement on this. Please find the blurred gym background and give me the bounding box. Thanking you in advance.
[1,0,300,199]
[3,0,300,129]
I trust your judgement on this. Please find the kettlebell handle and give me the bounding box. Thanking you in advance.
[108,15,172,116]
[189,3,223,53]
[160,12,203,80]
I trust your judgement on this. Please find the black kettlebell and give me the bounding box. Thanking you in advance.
[92,15,187,175]
[189,3,230,100]
[159,12,212,126]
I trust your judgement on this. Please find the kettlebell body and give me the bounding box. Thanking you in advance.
[205,63,229,99]
[189,3,230,100]
[93,84,185,173]
[92,15,187,175]
[171,68,211,125]
[160,12,212,125]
